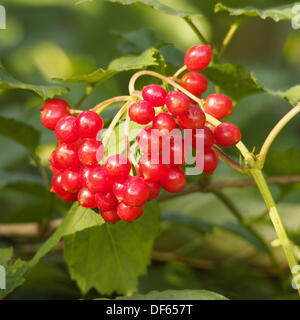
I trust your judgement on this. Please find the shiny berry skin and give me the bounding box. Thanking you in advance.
[40,99,70,130]
[177,105,206,129]
[181,72,208,96]
[105,154,131,178]
[78,139,103,166]
[139,155,167,181]
[142,84,167,107]
[169,138,186,166]
[101,209,120,223]
[123,176,149,207]
[61,169,82,193]
[129,100,155,125]
[51,143,80,169]
[214,122,242,147]
[153,113,177,135]
[86,166,113,194]
[146,181,160,200]
[55,116,79,143]
[76,111,104,139]
[95,191,118,212]
[184,45,212,72]
[77,188,96,208]
[165,91,190,116]
[137,126,162,154]
[161,166,186,193]
[117,202,144,222]
[192,126,215,149]
[79,165,95,188]
[51,173,77,202]
[203,148,219,174]
[204,93,232,120]
[113,178,127,202]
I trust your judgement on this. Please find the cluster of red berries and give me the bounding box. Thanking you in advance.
[40,44,242,223]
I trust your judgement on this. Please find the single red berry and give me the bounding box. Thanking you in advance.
[86,166,113,193]
[77,188,96,208]
[105,154,131,178]
[40,98,70,130]
[51,173,77,202]
[192,126,215,149]
[161,166,186,193]
[101,209,120,223]
[76,111,104,139]
[61,169,82,193]
[214,122,242,147]
[78,139,103,166]
[146,181,160,200]
[95,191,118,212]
[122,176,149,207]
[113,178,127,202]
[139,155,167,181]
[184,44,212,72]
[137,126,163,154]
[177,105,206,129]
[142,84,167,107]
[165,91,190,116]
[117,202,144,222]
[79,165,95,188]
[55,115,79,143]
[204,93,232,120]
[129,100,155,125]
[203,148,219,174]
[181,72,208,96]
[153,113,177,135]
[51,143,80,169]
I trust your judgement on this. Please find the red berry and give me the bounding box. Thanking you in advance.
[184,44,212,72]
[203,148,219,174]
[40,98,70,130]
[165,91,190,116]
[76,111,104,139]
[86,166,113,193]
[122,176,149,206]
[117,202,144,222]
[129,100,155,125]
[205,93,232,120]
[153,113,177,135]
[161,166,186,193]
[146,181,160,200]
[113,178,127,202]
[78,139,103,166]
[177,105,206,129]
[55,116,79,143]
[192,126,215,149]
[78,188,96,208]
[61,169,82,193]
[181,72,208,96]
[142,84,167,107]
[139,155,167,181]
[51,143,80,169]
[101,209,120,223]
[79,165,95,188]
[105,154,131,178]
[169,138,186,166]
[95,191,118,212]
[51,173,77,202]
[214,122,242,147]
[137,126,162,154]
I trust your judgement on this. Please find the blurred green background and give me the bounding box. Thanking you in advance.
[1,0,300,300]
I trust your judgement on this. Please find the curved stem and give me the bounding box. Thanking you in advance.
[173,66,187,78]
[75,84,95,108]
[183,17,208,44]
[251,168,300,296]
[91,96,131,113]
[129,70,255,168]
[258,104,300,167]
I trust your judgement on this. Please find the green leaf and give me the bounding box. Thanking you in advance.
[55,48,159,84]
[0,116,40,153]
[64,201,160,295]
[78,0,200,18]
[0,248,28,300]
[202,63,265,101]
[268,85,300,106]
[103,289,228,300]
[0,67,68,100]
[215,3,300,22]
[29,203,104,268]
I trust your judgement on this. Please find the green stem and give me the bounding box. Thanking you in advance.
[183,17,208,44]
[75,84,95,108]
[91,96,131,113]
[251,168,300,295]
